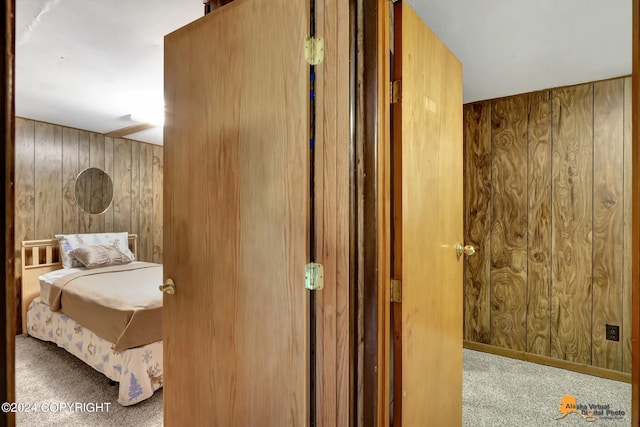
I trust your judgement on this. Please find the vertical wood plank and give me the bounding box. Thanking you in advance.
[139,143,153,262]
[62,127,79,233]
[463,101,491,344]
[34,122,62,239]
[103,137,114,231]
[527,90,552,356]
[131,141,141,247]
[14,118,35,331]
[490,95,528,351]
[89,131,105,168]
[622,76,633,373]
[88,132,105,232]
[78,130,90,233]
[152,145,163,263]
[551,83,593,364]
[14,118,35,243]
[113,138,132,233]
[592,79,624,371]
[632,3,640,421]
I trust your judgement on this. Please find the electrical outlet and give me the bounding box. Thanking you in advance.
[606,324,620,342]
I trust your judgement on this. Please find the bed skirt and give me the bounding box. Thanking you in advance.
[26,297,163,406]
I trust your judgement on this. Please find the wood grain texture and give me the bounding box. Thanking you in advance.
[400,3,463,424]
[592,79,624,370]
[103,137,114,231]
[152,145,163,263]
[463,101,491,344]
[34,122,62,239]
[490,95,528,351]
[550,83,593,365]
[61,127,79,233]
[77,130,90,233]
[14,118,35,244]
[138,143,153,262]
[622,76,632,373]
[314,0,351,425]
[14,118,35,332]
[87,132,105,233]
[357,0,377,423]
[527,90,552,356]
[113,138,132,233]
[163,0,309,424]
[130,141,140,239]
[464,77,632,374]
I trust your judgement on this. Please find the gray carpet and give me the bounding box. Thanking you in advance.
[15,335,163,427]
[15,336,632,426]
[463,349,631,426]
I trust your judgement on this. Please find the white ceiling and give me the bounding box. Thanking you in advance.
[408,0,632,103]
[16,0,202,145]
[16,0,632,146]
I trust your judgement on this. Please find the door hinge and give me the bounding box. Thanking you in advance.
[305,36,325,65]
[305,263,325,291]
[391,279,402,303]
[391,80,402,103]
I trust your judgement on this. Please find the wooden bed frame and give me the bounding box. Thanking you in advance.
[20,234,138,334]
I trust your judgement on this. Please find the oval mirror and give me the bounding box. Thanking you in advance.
[74,167,114,214]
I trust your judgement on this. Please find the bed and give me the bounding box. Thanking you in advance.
[21,233,164,406]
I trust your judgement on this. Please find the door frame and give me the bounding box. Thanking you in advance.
[355,0,391,425]
[2,1,16,427]
[632,1,640,424]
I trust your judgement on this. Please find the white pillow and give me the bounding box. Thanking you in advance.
[55,232,135,268]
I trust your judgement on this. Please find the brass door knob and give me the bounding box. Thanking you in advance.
[159,278,176,295]
[456,243,476,258]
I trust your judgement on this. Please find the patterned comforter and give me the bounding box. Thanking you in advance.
[27,297,163,406]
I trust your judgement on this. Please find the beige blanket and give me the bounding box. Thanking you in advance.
[48,262,163,351]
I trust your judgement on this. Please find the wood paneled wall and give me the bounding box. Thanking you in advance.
[463,76,633,373]
[14,117,163,329]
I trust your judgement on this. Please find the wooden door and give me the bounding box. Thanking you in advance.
[391,2,464,425]
[163,0,309,425]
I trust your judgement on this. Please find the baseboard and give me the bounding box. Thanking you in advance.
[463,340,632,384]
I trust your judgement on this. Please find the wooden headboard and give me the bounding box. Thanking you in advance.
[20,234,138,334]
